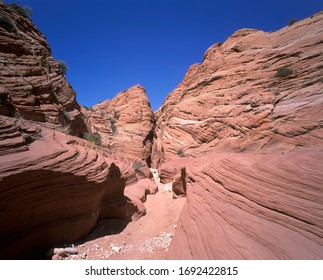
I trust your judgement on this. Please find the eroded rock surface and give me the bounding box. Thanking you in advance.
[83,85,155,165]
[0,115,155,259]
[152,12,323,166]
[0,2,87,136]
[166,152,323,259]
[1,2,323,261]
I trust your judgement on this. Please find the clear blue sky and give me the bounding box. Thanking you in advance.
[5,0,323,111]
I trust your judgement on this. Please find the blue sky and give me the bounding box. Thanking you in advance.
[5,0,323,111]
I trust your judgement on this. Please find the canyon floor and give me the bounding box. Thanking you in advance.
[63,170,186,260]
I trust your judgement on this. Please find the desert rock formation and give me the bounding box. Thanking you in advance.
[0,2,87,136]
[152,12,323,166]
[165,152,323,259]
[0,3,156,259]
[83,84,155,165]
[160,12,323,259]
[0,1,322,260]
[0,115,156,259]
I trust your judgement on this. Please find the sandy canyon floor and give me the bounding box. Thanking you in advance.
[62,170,186,260]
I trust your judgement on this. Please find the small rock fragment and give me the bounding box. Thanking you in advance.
[111,246,122,252]
[53,248,66,257]
[65,247,78,255]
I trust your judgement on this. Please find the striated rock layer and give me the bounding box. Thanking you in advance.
[83,84,155,165]
[1,2,323,260]
[0,3,87,136]
[152,12,323,167]
[161,13,323,260]
[0,3,157,259]
[166,152,323,259]
[0,115,156,259]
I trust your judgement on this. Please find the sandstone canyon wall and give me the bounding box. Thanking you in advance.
[0,3,156,259]
[162,12,323,259]
[152,11,323,167]
[0,2,87,136]
[1,1,323,260]
[83,84,155,165]
[166,152,323,259]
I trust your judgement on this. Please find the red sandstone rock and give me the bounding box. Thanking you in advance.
[166,152,323,259]
[83,85,155,165]
[0,115,153,259]
[0,3,159,259]
[0,3,87,136]
[158,158,188,184]
[152,12,323,167]
[1,3,323,261]
[171,167,187,198]
[124,178,158,220]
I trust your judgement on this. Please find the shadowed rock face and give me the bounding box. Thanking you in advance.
[83,84,155,165]
[151,12,323,167]
[0,116,156,259]
[166,152,323,259]
[0,3,87,136]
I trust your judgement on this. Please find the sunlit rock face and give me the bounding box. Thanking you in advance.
[0,2,87,136]
[158,12,323,260]
[151,12,323,167]
[83,84,155,165]
[165,152,323,259]
[0,3,156,259]
[0,2,323,260]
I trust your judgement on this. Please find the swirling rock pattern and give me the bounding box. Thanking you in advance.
[152,12,323,167]
[1,2,323,260]
[166,152,323,259]
[0,116,155,259]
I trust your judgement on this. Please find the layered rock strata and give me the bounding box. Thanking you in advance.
[83,84,155,165]
[152,12,323,167]
[0,115,156,259]
[0,2,87,136]
[166,152,323,259]
[1,1,323,261]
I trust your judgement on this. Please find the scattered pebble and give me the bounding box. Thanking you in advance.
[51,247,78,258]
[111,246,122,252]
[139,232,173,253]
